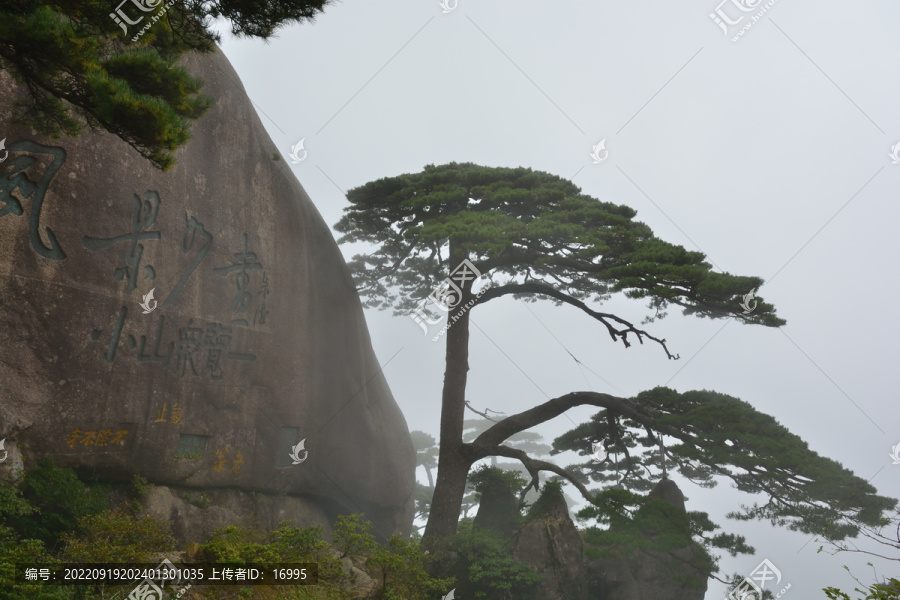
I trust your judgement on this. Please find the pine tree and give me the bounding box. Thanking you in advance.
[334,162,892,562]
[0,0,332,170]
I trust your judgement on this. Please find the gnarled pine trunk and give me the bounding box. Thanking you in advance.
[422,248,475,544]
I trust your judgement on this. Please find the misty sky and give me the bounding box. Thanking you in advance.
[214,1,900,596]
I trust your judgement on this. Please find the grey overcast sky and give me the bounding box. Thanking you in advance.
[215,1,900,596]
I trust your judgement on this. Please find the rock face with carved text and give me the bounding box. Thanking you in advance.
[0,49,415,539]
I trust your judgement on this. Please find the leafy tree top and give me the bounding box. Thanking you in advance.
[467,465,527,499]
[411,430,439,470]
[524,480,566,522]
[336,163,783,357]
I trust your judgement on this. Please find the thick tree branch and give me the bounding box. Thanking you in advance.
[472,391,671,451]
[489,444,596,504]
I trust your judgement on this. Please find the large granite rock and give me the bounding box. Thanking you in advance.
[588,544,709,600]
[472,474,520,539]
[511,487,590,600]
[586,479,709,600]
[647,477,686,512]
[138,484,333,546]
[0,49,414,538]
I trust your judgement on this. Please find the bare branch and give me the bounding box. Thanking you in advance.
[465,401,505,423]
[472,282,679,360]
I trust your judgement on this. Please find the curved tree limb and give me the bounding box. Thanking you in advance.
[472,282,679,359]
[471,391,669,451]
[488,444,596,504]
[473,391,830,518]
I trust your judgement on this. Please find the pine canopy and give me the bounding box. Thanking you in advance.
[336,162,784,347]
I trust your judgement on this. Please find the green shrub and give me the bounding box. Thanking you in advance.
[332,514,377,559]
[441,528,540,600]
[0,478,71,598]
[174,452,203,461]
[61,507,175,563]
[5,457,105,549]
[201,522,344,578]
[130,474,150,498]
[201,525,277,564]
[825,575,900,600]
[268,521,343,581]
[368,535,452,600]
[0,480,35,525]
[199,522,350,599]
[0,524,72,600]
[181,490,211,509]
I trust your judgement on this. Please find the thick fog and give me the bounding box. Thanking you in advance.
[217,1,900,596]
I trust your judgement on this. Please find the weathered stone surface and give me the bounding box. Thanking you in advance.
[0,49,414,538]
[139,484,333,546]
[588,545,708,600]
[472,476,519,539]
[587,556,641,600]
[647,477,686,512]
[586,479,709,600]
[340,555,378,598]
[511,490,590,600]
